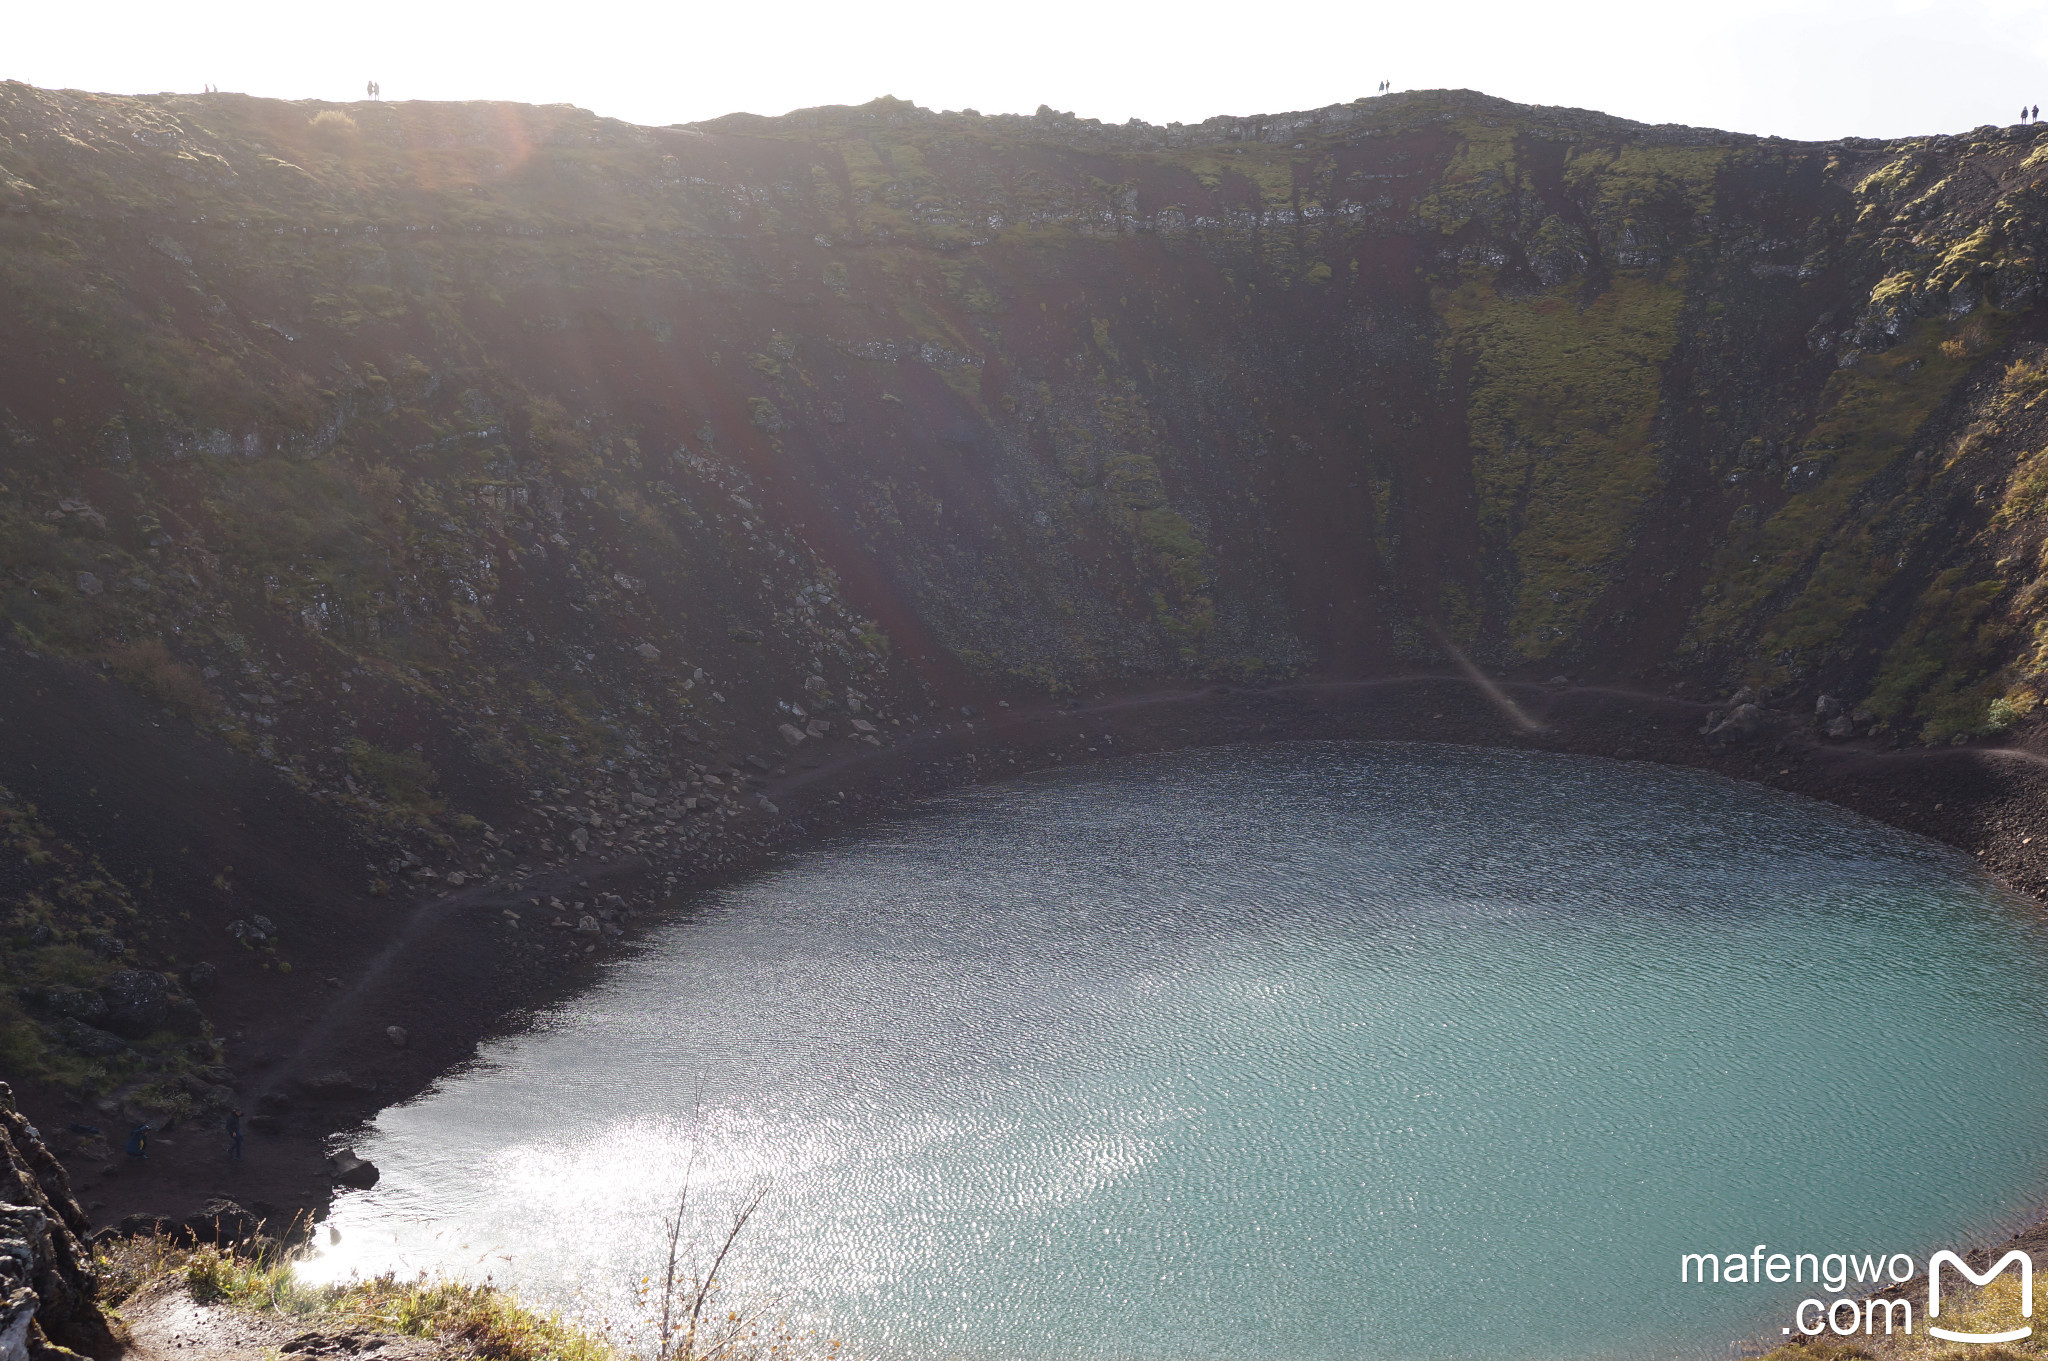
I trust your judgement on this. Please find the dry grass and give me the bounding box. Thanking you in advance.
[101,639,219,720]
[96,1234,823,1361]
[338,1276,619,1361]
[101,1239,617,1361]
[1753,1272,2048,1361]
[309,110,359,140]
[93,1158,812,1361]
[1942,315,1991,359]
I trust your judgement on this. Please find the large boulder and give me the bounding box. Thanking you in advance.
[293,1072,376,1099]
[41,1018,127,1060]
[16,988,104,1027]
[1704,703,1767,748]
[98,1200,261,1251]
[184,1199,263,1248]
[108,1214,176,1242]
[161,996,206,1036]
[325,1151,379,1190]
[100,971,168,1039]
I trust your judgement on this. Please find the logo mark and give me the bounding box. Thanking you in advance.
[1928,1249,2033,1344]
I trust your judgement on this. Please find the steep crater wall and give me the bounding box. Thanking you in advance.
[7,83,2048,1226]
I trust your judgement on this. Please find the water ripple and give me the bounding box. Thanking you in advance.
[307,743,2048,1361]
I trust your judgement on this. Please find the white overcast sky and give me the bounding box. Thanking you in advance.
[7,0,2048,142]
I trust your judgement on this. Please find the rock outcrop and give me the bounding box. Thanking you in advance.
[0,1084,111,1359]
[98,971,167,1039]
[324,1151,378,1191]
[107,1198,270,1250]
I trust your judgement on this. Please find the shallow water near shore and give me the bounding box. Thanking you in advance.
[304,742,2048,1360]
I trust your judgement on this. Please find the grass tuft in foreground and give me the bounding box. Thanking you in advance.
[98,1237,812,1361]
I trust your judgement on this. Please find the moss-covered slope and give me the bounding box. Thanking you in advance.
[9,82,2048,1091]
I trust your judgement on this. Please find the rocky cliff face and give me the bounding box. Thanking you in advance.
[0,1084,109,1359]
[5,83,2048,1120]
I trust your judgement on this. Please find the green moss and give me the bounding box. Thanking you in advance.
[1856,153,1931,201]
[1444,272,1686,657]
[1416,119,1520,236]
[0,781,209,1093]
[1864,568,2011,742]
[344,739,441,817]
[1690,313,1997,669]
[1103,451,1165,510]
[1413,121,1729,663]
[1867,271,1919,308]
[1436,581,1482,646]
[1994,444,2048,526]
[1560,143,1722,229]
[1137,508,1208,596]
[0,1000,50,1081]
[11,85,2048,776]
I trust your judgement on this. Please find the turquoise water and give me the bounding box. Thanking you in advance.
[306,743,2048,1360]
